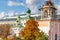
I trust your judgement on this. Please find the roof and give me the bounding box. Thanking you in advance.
[0,18,16,21]
[0,14,40,21]
[26,8,31,13]
[40,0,57,10]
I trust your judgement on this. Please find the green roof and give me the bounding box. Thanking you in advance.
[26,8,31,13]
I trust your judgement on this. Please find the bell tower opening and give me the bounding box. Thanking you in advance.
[39,0,57,20]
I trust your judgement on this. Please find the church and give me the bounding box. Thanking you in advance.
[0,0,60,40]
[38,0,60,40]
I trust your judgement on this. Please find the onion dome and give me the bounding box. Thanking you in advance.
[26,8,31,13]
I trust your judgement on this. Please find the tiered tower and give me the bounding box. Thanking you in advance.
[26,8,31,20]
[38,0,59,40]
[40,0,57,20]
[16,15,23,27]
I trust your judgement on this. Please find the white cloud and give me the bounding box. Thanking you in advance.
[15,12,25,15]
[26,0,32,5]
[8,11,14,17]
[26,0,40,5]
[57,5,60,13]
[26,0,41,13]
[8,1,13,6]
[55,4,60,14]
[8,1,24,6]
[21,12,25,14]
[0,12,5,19]
[15,13,19,15]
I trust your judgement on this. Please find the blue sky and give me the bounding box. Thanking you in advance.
[0,0,60,18]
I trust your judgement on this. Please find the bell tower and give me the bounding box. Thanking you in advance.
[40,0,57,20]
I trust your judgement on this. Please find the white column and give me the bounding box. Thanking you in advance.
[50,22,53,40]
[40,10,42,20]
[54,23,55,40]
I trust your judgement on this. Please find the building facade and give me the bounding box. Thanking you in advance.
[38,0,60,40]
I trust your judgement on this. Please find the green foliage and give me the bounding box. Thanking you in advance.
[16,37,21,40]
[36,32,48,40]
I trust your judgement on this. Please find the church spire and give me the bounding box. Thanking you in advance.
[46,0,50,1]
[16,15,23,28]
[26,8,31,19]
[39,0,57,20]
[26,8,31,13]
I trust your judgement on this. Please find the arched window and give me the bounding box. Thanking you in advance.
[44,10,48,18]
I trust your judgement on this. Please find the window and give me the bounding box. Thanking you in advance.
[59,24,60,32]
[55,34,57,40]
[44,10,48,18]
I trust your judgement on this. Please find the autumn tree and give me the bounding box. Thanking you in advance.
[19,19,48,40]
[19,19,38,40]
[0,24,10,38]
